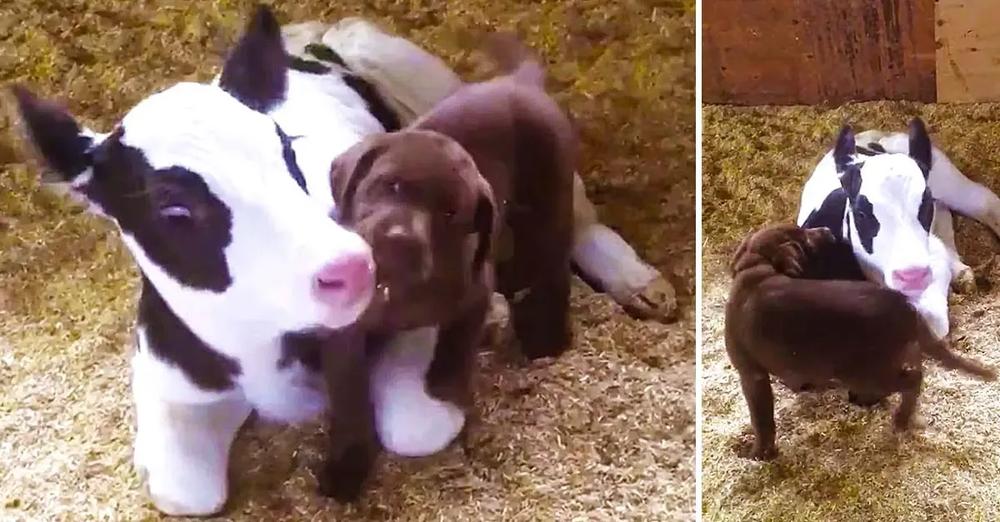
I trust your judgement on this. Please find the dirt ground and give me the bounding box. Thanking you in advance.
[702,102,1000,521]
[0,1,694,520]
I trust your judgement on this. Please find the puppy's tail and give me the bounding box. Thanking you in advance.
[482,32,546,87]
[917,321,997,381]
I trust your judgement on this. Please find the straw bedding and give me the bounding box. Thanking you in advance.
[0,1,694,520]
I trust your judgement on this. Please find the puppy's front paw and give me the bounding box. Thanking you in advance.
[749,443,778,461]
[620,274,678,322]
[318,445,377,503]
[892,412,927,433]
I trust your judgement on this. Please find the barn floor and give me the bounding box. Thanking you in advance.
[702,102,1000,521]
[0,1,694,520]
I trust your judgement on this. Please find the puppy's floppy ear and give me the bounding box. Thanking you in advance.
[329,141,385,223]
[471,178,497,275]
[729,234,752,276]
[774,243,804,277]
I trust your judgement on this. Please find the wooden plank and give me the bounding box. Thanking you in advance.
[703,0,936,105]
[936,0,1000,103]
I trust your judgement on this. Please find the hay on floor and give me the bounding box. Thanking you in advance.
[0,1,694,520]
[702,102,1000,521]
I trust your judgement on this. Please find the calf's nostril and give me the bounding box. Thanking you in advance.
[893,266,931,284]
[314,254,375,303]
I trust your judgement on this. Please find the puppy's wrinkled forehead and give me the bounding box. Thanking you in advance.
[750,224,802,248]
[373,131,481,202]
[377,131,475,176]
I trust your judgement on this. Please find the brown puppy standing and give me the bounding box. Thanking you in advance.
[318,34,576,500]
[725,224,995,461]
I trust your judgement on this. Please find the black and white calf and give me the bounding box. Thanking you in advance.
[797,118,1000,338]
[13,7,674,517]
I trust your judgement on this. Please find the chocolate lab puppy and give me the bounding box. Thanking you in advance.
[725,223,995,461]
[318,33,575,501]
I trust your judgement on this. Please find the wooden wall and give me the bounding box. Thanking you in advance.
[703,0,937,105]
[936,1,1000,103]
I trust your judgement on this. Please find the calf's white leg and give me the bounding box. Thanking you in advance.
[370,327,465,457]
[928,153,1000,237]
[570,174,677,319]
[131,349,251,517]
[931,202,975,293]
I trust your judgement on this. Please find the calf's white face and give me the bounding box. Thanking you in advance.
[833,120,936,297]
[12,9,375,337]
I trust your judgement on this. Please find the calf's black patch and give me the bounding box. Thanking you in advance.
[88,130,234,292]
[343,75,402,132]
[837,157,880,255]
[918,188,934,232]
[290,56,332,75]
[849,195,880,254]
[801,189,866,281]
[802,189,848,237]
[139,277,241,391]
[305,43,347,67]
[275,123,308,193]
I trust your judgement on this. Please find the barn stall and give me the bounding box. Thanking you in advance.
[0,0,694,519]
[703,1,1000,520]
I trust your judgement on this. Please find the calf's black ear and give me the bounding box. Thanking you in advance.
[219,5,288,113]
[10,85,95,185]
[908,117,932,177]
[832,124,855,172]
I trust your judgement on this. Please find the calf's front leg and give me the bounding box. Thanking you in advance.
[932,203,975,294]
[131,350,251,517]
[370,327,466,457]
[570,173,678,321]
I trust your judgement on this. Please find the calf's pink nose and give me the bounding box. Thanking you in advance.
[892,266,931,290]
[313,253,375,307]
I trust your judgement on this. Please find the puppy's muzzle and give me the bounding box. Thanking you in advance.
[375,224,433,283]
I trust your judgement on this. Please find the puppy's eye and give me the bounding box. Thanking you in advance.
[390,181,403,194]
[159,204,192,223]
[444,209,457,220]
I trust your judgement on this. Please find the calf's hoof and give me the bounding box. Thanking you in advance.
[140,469,227,517]
[951,266,977,294]
[617,274,677,322]
[318,445,376,503]
[377,395,466,457]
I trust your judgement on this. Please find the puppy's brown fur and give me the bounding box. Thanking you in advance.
[318,33,576,501]
[725,223,995,461]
